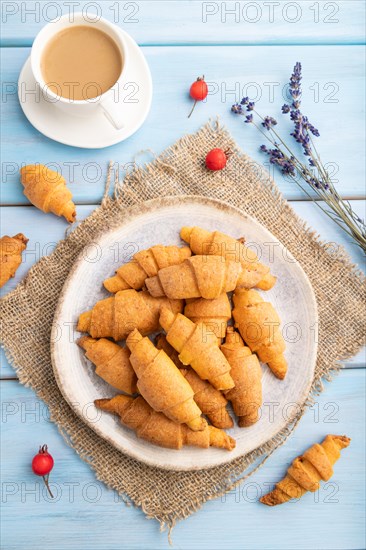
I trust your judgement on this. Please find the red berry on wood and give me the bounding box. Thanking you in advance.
[189,77,208,101]
[32,444,54,498]
[205,148,232,171]
[188,75,208,118]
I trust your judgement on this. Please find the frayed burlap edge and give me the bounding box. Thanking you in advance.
[1,120,365,535]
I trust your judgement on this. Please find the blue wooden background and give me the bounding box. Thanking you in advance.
[1,2,365,548]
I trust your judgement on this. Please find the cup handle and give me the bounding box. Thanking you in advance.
[99,94,124,130]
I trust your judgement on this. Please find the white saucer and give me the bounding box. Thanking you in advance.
[18,30,152,149]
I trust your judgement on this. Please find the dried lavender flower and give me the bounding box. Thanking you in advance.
[231,103,242,114]
[262,116,277,130]
[231,61,366,252]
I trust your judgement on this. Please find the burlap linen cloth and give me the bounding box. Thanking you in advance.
[1,121,365,531]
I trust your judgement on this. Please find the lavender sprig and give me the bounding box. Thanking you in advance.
[231,62,366,253]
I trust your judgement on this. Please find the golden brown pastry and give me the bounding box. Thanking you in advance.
[261,435,351,506]
[155,333,183,370]
[184,293,232,341]
[20,165,76,223]
[126,329,206,431]
[180,226,276,290]
[77,289,183,341]
[145,255,242,299]
[156,334,233,429]
[232,289,287,379]
[103,245,191,293]
[159,307,234,391]
[221,327,262,427]
[95,395,236,451]
[0,233,28,288]
[78,336,137,394]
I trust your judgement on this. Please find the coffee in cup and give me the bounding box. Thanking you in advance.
[31,13,129,129]
[41,25,122,101]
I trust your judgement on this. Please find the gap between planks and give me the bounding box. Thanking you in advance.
[2,197,366,207]
[2,41,366,48]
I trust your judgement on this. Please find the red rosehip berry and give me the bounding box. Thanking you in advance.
[205,148,232,171]
[188,76,208,118]
[32,444,54,498]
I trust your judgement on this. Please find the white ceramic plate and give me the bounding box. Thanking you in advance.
[18,30,152,149]
[52,196,318,470]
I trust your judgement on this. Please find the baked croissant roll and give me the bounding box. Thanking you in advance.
[103,245,191,293]
[126,329,206,431]
[77,289,183,341]
[261,435,351,506]
[184,293,232,341]
[233,289,287,379]
[180,226,276,290]
[221,327,262,427]
[145,255,242,300]
[95,395,236,451]
[78,336,137,395]
[156,334,234,429]
[159,307,234,391]
[0,233,28,288]
[20,164,76,223]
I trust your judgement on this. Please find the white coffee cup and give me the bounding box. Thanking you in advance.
[30,13,128,130]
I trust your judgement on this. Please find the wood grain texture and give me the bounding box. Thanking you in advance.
[1,370,364,549]
[1,1,364,46]
[1,6,365,547]
[1,45,365,203]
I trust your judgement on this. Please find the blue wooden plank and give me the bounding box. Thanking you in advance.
[0,201,364,296]
[0,205,95,297]
[1,45,365,204]
[1,370,364,549]
[1,1,364,47]
[1,201,364,378]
